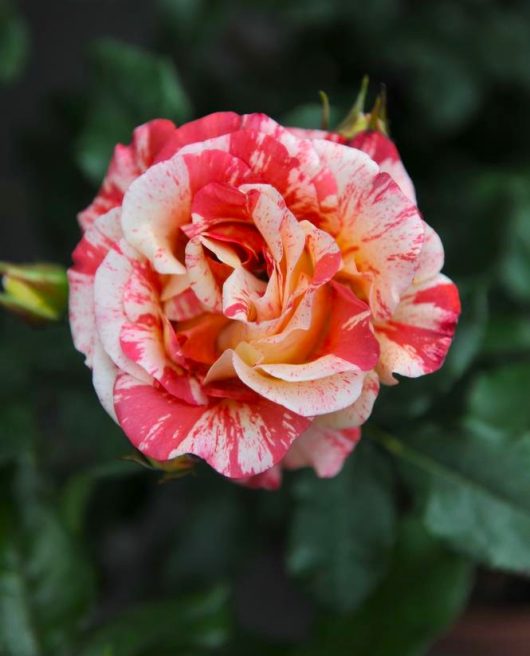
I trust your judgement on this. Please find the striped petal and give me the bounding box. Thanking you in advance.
[232,351,365,416]
[93,245,150,381]
[69,209,123,364]
[414,222,445,284]
[283,424,361,477]
[79,119,178,231]
[349,130,417,203]
[316,371,379,430]
[113,373,309,478]
[92,338,119,422]
[376,274,461,383]
[313,140,424,320]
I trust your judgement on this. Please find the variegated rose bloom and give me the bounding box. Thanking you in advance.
[69,112,459,489]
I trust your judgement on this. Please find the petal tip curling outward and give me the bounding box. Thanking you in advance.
[237,372,381,489]
[376,274,461,383]
[113,374,310,479]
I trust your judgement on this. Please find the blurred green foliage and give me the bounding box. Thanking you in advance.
[0,0,28,84]
[2,0,530,654]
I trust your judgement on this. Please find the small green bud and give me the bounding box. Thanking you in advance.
[0,262,68,323]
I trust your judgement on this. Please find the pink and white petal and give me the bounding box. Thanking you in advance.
[188,182,249,231]
[93,246,150,381]
[312,282,380,371]
[349,131,416,203]
[232,352,364,416]
[161,273,191,301]
[237,464,283,490]
[283,423,361,477]
[173,398,310,478]
[376,274,461,383]
[248,287,327,363]
[114,373,309,477]
[71,208,123,276]
[316,371,379,430]
[200,236,242,268]
[300,220,342,288]
[120,156,190,274]
[113,373,206,459]
[240,184,285,261]
[182,149,251,196]
[79,119,178,231]
[162,112,243,157]
[185,238,223,312]
[312,138,378,232]
[313,140,424,319]
[251,267,282,322]
[240,113,288,139]
[346,173,424,320]
[92,338,119,422]
[414,222,445,284]
[122,259,160,323]
[164,286,204,322]
[257,355,358,382]
[231,129,324,221]
[222,266,267,321]
[120,320,206,405]
[69,210,125,365]
[68,269,96,365]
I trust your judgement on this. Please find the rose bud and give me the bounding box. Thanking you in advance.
[0,261,68,324]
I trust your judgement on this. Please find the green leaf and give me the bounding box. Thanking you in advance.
[165,489,244,588]
[0,2,29,84]
[0,402,35,463]
[76,39,192,184]
[372,426,530,571]
[500,175,530,302]
[60,460,137,535]
[287,440,396,612]
[482,315,530,356]
[467,363,530,434]
[301,517,472,656]
[78,586,231,656]
[0,538,41,656]
[0,460,95,655]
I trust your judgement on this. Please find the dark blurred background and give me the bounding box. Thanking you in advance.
[2,1,530,655]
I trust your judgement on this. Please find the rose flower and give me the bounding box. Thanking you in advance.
[69,111,459,488]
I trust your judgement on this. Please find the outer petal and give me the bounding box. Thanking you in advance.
[283,424,361,477]
[79,119,178,230]
[316,371,380,430]
[414,222,445,284]
[92,338,119,422]
[376,274,461,383]
[93,245,150,381]
[238,374,379,485]
[313,140,424,320]
[68,269,97,365]
[113,373,310,478]
[349,131,417,203]
[68,209,123,364]
[237,465,283,491]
